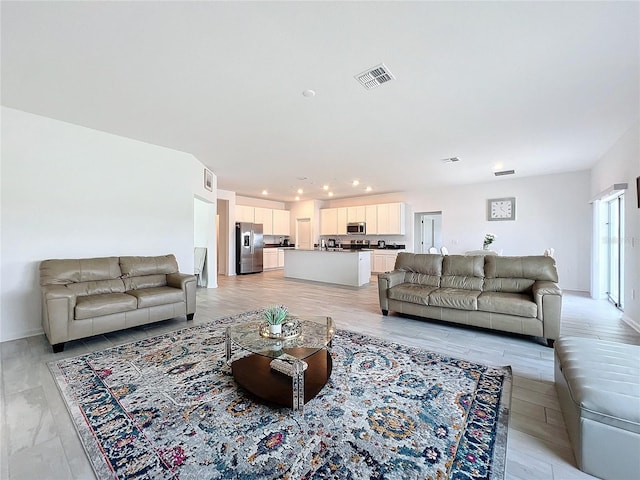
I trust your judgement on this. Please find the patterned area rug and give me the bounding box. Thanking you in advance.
[48,311,512,479]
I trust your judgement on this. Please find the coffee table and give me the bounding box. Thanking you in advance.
[225,316,335,411]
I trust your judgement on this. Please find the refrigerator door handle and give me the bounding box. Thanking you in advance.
[249,231,254,254]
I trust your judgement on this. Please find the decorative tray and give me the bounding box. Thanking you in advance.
[259,318,302,340]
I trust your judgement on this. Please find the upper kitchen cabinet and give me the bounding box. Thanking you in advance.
[320,207,347,235]
[377,203,406,235]
[272,209,290,236]
[236,205,255,223]
[254,207,274,235]
[365,205,378,234]
[337,208,347,235]
[320,208,338,235]
[347,206,366,223]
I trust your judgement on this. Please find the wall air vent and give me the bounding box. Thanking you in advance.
[441,157,460,164]
[494,169,515,176]
[355,63,395,90]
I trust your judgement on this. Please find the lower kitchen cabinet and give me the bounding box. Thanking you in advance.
[372,250,404,273]
[263,249,278,269]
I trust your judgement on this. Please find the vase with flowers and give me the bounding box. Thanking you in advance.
[263,304,289,335]
[483,233,496,250]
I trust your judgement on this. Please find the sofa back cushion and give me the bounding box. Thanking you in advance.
[40,257,122,286]
[119,255,179,277]
[395,253,442,287]
[123,274,168,291]
[67,279,127,297]
[441,255,484,290]
[483,255,558,293]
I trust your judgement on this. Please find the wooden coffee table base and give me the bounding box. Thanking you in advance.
[231,347,333,408]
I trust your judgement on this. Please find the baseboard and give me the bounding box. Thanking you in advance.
[0,327,44,344]
[622,315,640,333]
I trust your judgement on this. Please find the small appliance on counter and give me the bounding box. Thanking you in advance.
[377,240,386,249]
[327,239,336,248]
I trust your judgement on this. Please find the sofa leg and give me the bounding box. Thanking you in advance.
[52,343,65,353]
[187,313,195,321]
[546,338,555,348]
[382,309,388,316]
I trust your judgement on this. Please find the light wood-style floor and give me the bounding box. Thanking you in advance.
[2,270,638,479]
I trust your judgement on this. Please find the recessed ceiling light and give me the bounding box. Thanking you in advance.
[262,190,268,195]
[302,89,316,97]
[352,180,360,186]
[295,196,300,201]
[492,163,503,171]
[297,188,303,194]
[323,185,329,191]
[366,186,372,192]
[328,192,334,197]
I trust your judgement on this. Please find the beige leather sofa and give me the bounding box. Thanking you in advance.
[378,253,562,346]
[40,254,196,352]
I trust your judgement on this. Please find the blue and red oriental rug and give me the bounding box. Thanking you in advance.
[48,311,512,479]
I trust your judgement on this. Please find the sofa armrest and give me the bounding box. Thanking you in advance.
[41,285,76,346]
[377,270,405,313]
[167,272,197,315]
[532,281,563,340]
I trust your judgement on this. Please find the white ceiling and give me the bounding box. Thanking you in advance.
[2,1,638,202]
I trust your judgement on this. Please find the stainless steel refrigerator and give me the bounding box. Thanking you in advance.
[235,222,264,274]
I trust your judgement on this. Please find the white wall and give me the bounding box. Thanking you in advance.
[1,107,216,342]
[320,172,591,291]
[590,121,640,329]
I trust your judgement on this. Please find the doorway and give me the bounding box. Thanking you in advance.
[414,212,442,253]
[296,218,312,250]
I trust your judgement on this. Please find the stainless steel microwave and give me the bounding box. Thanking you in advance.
[347,222,366,235]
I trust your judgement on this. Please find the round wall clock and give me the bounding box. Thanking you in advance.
[488,197,516,221]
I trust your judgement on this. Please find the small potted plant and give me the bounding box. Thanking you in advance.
[263,304,288,335]
[483,233,496,250]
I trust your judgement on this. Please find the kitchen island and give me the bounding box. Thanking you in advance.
[284,249,371,287]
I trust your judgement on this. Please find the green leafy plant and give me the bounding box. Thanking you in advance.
[483,233,496,249]
[263,305,288,325]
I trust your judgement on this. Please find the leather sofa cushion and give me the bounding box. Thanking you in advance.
[40,257,121,285]
[75,293,137,320]
[120,255,179,277]
[396,253,442,288]
[127,286,185,308]
[123,274,167,291]
[485,255,558,282]
[66,279,126,297]
[388,284,438,305]
[443,255,484,277]
[441,275,484,290]
[477,292,537,317]
[484,278,535,293]
[429,288,480,310]
[555,337,640,433]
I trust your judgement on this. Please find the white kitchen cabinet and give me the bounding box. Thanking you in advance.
[365,205,378,234]
[263,249,278,269]
[254,207,273,235]
[236,205,255,223]
[277,249,285,267]
[272,209,290,236]
[320,208,338,235]
[337,208,348,235]
[377,203,406,235]
[347,206,366,223]
[372,250,403,273]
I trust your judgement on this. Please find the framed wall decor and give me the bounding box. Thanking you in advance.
[204,168,213,192]
[487,197,516,221]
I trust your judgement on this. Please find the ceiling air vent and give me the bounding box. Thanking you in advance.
[441,157,460,164]
[355,63,395,90]
[494,169,515,176]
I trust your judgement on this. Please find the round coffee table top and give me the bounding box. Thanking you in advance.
[226,315,335,361]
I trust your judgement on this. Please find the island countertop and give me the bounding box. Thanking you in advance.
[284,249,371,286]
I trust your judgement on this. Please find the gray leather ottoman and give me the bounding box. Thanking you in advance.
[554,337,640,479]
